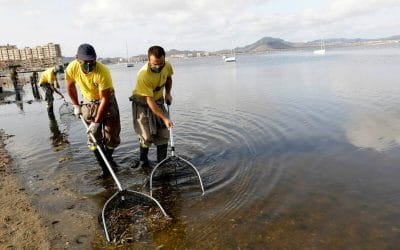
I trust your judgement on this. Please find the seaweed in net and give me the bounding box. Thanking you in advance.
[103,191,171,245]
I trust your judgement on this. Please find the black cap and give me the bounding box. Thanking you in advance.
[77,43,96,60]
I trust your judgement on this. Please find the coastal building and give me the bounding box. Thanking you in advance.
[0,43,62,72]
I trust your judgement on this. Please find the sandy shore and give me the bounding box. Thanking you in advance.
[0,129,50,249]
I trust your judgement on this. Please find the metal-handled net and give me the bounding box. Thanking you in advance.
[150,108,205,197]
[102,190,170,244]
[150,154,205,197]
[78,116,169,243]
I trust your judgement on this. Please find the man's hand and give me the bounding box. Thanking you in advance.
[73,105,81,117]
[163,118,174,128]
[87,122,100,134]
[165,93,172,106]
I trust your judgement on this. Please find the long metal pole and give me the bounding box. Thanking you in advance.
[80,115,123,191]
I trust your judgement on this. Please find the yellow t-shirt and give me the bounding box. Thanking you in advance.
[39,67,56,85]
[65,59,113,100]
[133,61,173,101]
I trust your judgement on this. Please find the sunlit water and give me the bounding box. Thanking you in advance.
[1,46,400,248]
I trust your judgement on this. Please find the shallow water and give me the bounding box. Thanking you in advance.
[1,46,400,248]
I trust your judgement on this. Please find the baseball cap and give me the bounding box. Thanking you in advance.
[76,43,97,61]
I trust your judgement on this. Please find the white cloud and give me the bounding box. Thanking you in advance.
[244,0,400,42]
[73,0,271,53]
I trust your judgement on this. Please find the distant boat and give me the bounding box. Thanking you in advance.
[224,56,236,62]
[224,48,236,62]
[224,38,237,62]
[125,42,134,67]
[313,39,326,55]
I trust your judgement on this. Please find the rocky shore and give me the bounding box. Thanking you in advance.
[0,129,50,249]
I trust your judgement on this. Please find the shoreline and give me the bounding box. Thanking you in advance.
[0,129,50,249]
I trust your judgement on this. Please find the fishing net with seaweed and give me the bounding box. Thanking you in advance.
[78,116,169,243]
[102,190,170,244]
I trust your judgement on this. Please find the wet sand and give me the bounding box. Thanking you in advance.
[0,129,110,249]
[0,129,50,249]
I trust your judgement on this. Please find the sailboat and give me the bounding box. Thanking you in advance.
[125,42,134,67]
[224,39,236,62]
[224,47,236,62]
[313,39,326,55]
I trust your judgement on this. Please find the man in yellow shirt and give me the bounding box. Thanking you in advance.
[130,45,174,169]
[66,44,121,178]
[39,66,64,115]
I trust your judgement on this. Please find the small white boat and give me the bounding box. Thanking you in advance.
[125,41,134,67]
[313,39,326,55]
[313,49,325,55]
[224,38,237,62]
[224,47,236,62]
[224,56,236,62]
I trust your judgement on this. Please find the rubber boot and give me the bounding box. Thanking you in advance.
[132,146,149,169]
[104,147,119,171]
[93,149,111,178]
[157,144,168,163]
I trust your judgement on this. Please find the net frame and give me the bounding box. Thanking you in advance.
[150,106,205,197]
[149,146,205,197]
[101,189,168,242]
[79,116,169,242]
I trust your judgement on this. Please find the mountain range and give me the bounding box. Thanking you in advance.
[166,35,400,56]
[85,35,400,63]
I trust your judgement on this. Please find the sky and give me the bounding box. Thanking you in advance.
[1,0,400,57]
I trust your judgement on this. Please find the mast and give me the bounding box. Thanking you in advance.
[125,41,129,63]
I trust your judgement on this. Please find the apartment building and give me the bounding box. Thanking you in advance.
[0,43,62,71]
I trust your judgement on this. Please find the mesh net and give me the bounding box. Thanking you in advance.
[102,190,170,244]
[151,156,202,194]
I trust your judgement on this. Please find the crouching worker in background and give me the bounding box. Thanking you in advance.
[130,45,174,169]
[39,66,64,116]
[66,43,121,178]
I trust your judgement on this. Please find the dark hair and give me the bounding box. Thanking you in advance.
[148,46,165,58]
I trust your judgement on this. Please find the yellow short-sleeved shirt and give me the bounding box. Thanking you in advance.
[39,67,56,85]
[133,61,173,101]
[65,59,113,100]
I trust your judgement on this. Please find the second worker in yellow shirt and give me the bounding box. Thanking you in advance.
[39,66,64,116]
[130,45,174,169]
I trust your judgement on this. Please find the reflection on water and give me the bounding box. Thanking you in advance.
[48,113,69,152]
[1,46,400,248]
[15,87,24,111]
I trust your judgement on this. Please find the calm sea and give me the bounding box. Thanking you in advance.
[1,46,400,248]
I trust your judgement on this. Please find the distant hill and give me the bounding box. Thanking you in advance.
[237,37,294,52]
[382,35,400,40]
[234,35,400,53]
